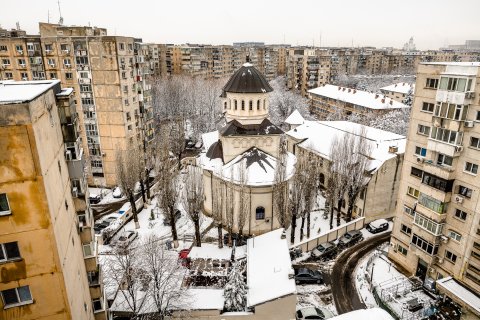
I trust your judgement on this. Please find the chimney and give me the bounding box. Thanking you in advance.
[375,94,379,99]
[348,89,351,93]
[338,86,341,90]
[381,98,385,103]
[388,146,398,153]
[390,100,393,105]
[353,90,357,94]
[342,87,346,91]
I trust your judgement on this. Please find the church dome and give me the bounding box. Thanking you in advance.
[222,62,273,94]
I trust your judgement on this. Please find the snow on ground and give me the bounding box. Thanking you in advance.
[98,198,213,253]
[89,187,126,205]
[360,220,393,240]
[296,284,337,316]
[355,245,435,319]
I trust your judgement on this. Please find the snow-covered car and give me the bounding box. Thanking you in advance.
[112,187,122,198]
[116,231,138,248]
[366,219,389,234]
[89,193,101,204]
[296,306,334,320]
[311,242,338,261]
[93,220,110,234]
[294,268,324,285]
[338,230,363,247]
[102,216,117,226]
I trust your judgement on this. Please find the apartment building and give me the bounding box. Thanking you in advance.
[308,84,409,119]
[380,82,415,103]
[389,62,480,319]
[0,80,103,319]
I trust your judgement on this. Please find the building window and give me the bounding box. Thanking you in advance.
[255,207,265,220]
[92,299,103,312]
[400,224,412,235]
[241,100,245,110]
[407,186,419,198]
[418,193,447,214]
[414,212,444,235]
[425,78,438,89]
[448,230,462,242]
[421,102,434,113]
[476,111,480,121]
[257,100,260,110]
[83,243,93,257]
[65,72,73,80]
[49,72,57,79]
[458,185,472,198]
[445,250,458,263]
[119,43,125,50]
[464,162,478,175]
[403,205,414,217]
[18,58,26,66]
[421,172,453,193]
[234,100,237,110]
[470,137,480,149]
[454,209,467,221]
[415,146,427,157]
[319,173,325,186]
[249,100,253,110]
[0,193,11,216]
[434,103,468,121]
[410,167,423,179]
[411,234,439,255]
[2,58,10,65]
[437,153,453,166]
[396,244,408,256]
[224,101,227,110]
[430,127,462,145]
[0,286,33,308]
[0,242,21,262]
[15,45,23,52]
[63,58,71,66]
[20,72,28,80]
[263,99,266,110]
[126,112,131,121]
[0,45,7,51]
[417,124,431,136]
[91,160,102,168]
[439,77,468,92]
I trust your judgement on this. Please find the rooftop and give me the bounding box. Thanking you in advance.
[422,62,480,67]
[436,277,480,316]
[308,84,409,110]
[220,119,283,136]
[286,121,406,172]
[246,229,296,307]
[284,109,305,125]
[222,63,273,94]
[0,80,61,105]
[380,83,414,95]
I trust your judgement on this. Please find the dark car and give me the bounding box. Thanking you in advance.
[93,220,110,234]
[296,307,334,320]
[406,297,423,312]
[290,247,303,260]
[366,219,389,234]
[311,242,338,261]
[338,230,363,247]
[89,193,101,204]
[163,210,182,226]
[294,268,324,285]
[223,233,247,246]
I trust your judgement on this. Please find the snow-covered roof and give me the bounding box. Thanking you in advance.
[286,121,405,172]
[284,109,305,125]
[246,229,296,307]
[181,289,225,310]
[189,244,232,260]
[0,80,61,105]
[436,277,480,315]
[329,308,394,320]
[199,147,296,186]
[202,130,219,152]
[422,62,480,67]
[380,83,414,95]
[308,84,408,110]
[56,87,74,97]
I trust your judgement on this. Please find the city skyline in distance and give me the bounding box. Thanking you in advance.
[1,0,479,50]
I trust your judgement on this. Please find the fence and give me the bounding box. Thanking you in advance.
[291,217,365,252]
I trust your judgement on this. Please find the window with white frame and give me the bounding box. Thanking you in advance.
[421,102,434,112]
[0,242,21,262]
[458,185,472,198]
[83,243,93,257]
[414,211,444,235]
[437,153,453,166]
[445,250,458,263]
[425,78,438,89]
[0,286,33,308]
[92,299,103,312]
[448,230,462,242]
[439,77,470,92]
[401,224,412,235]
[417,124,431,136]
[415,146,427,157]
[47,58,55,66]
[403,205,414,217]
[396,244,408,256]
[0,193,11,215]
[407,186,419,198]
[454,208,467,221]
[430,127,463,145]
[464,162,478,175]
[17,58,26,66]
[434,102,469,121]
[470,137,480,149]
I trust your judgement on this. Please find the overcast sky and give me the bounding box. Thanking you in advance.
[1,0,479,50]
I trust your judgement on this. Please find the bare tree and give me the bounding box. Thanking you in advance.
[181,165,204,247]
[155,139,181,247]
[116,146,143,229]
[273,136,291,229]
[237,162,250,240]
[211,176,224,248]
[298,151,321,240]
[330,133,351,227]
[289,154,309,243]
[225,172,235,247]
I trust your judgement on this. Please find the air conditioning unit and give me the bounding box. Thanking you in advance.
[454,195,464,203]
[464,121,474,128]
[65,150,72,160]
[455,146,463,152]
[465,91,475,99]
[417,157,425,163]
[72,187,78,198]
[265,218,270,223]
[17,50,23,54]
[440,235,449,243]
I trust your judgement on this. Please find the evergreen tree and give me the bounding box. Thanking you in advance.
[223,261,247,312]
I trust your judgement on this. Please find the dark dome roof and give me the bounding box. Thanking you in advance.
[222,63,273,94]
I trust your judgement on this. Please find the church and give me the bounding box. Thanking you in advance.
[199,61,296,235]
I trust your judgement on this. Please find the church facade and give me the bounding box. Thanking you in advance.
[199,62,296,235]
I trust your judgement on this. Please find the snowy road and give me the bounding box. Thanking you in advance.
[331,231,391,314]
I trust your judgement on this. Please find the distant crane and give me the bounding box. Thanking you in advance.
[58,0,64,25]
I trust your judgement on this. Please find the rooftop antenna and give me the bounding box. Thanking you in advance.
[16,22,20,30]
[47,10,50,23]
[57,0,64,25]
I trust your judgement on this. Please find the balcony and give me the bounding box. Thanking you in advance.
[423,160,456,181]
[436,90,470,105]
[67,148,86,179]
[427,139,463,158]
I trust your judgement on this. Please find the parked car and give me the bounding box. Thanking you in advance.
[93,220,111,234]
[294,268,324,285]
[366,219,390,234]
[116,231,138,248]
[311,242,338,261]
[178,249,191,267]
[163,210,182,226]
[290,247,303,260]
[112,187,122,198]
[223,233,247,246]
[103,216,117,225]
[338,230,363,247]
[296,306,334,320]
[406,297,423,312]
[89,193,101,204]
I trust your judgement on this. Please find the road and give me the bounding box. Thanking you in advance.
[331,231,391,314]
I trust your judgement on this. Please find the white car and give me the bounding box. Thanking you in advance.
[116,231,138,248]
[112,187,122,198]
[296,306,334,320]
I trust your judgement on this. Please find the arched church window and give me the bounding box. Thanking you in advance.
[257,100,260,110]
[263,99,266,110]
[241,100,245,110]
[319,173,325,186]
[224,101,227,109]
[249,100,253,110]
[234,100,237,110]
[229,99,232,109]
[256,207,265,220]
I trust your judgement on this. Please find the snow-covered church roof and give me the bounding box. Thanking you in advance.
[284,109,305,125]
